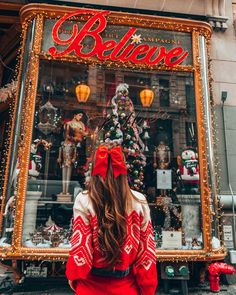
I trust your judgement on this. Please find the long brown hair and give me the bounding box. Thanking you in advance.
[88,143,134,267]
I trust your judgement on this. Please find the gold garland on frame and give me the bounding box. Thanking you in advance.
[192,30,212,254]
[0,18,29,249]
[40,51,194,73]
[13,14,44,251]
[20,3,211,74]
[20,3,211,38]
[193,31,225,257]
[0,4,225,261]
[206,37,225,250]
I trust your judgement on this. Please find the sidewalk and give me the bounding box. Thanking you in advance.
[8,284,236,294]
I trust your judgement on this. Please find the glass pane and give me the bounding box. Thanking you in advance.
[22,59,202,251]
[0,23,34,248]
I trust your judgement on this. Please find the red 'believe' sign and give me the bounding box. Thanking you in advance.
[49,9,189,67]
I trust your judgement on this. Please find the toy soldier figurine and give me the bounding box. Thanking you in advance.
[153,141,171,169]
[57,135,77,200]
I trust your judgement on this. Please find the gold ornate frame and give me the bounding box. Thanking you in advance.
[0,3,226,261]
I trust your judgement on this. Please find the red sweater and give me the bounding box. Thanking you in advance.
[66,190,158,295]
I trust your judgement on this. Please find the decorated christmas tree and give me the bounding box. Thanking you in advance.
[103,84,146,192]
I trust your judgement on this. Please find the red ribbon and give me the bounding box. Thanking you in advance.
[92,146,127,179]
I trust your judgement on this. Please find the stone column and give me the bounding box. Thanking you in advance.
[205,0,226,16]
[205,0,228,31]
[22,191,42,242]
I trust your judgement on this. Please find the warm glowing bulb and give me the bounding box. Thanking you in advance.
[75,84,90,103]
[140,88,154,107]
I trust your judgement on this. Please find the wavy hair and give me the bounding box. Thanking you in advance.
[88,143,135,267]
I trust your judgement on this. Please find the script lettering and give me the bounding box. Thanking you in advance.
[49,9,189,67]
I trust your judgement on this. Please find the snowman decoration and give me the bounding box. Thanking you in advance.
[28,139,52,179]
[177,147,199,193]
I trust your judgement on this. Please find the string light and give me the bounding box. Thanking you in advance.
[206,38,225,250]
[0,5,225,262]
[0,18,29,245]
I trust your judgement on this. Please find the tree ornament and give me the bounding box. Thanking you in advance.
[143,131,150,140]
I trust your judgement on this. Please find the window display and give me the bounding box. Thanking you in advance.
[3,57,200,251]
[0,5,224,264]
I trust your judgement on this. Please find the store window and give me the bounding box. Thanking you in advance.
[12,57,202,251]
[0,8,214,254]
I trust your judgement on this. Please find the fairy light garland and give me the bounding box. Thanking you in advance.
[13,14,44,251]
[41,51,194,73]
[0,4,225,261]
[0,19,29,242]
[206,38,225,249]
[192,29,215,255]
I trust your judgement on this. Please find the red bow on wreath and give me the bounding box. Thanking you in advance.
[92,146,127,180]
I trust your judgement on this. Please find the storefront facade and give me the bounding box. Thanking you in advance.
[0,2,226,281]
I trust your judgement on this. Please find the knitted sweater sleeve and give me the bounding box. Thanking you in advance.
[134,201,158,295]
[66,192,93,281]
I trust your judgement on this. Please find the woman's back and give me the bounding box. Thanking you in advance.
[67,190,157,295]
[66,144,157,295]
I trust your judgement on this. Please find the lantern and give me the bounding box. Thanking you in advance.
[140,88,154,107]
[75,83,90,103]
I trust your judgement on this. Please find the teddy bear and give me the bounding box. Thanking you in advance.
[177,147,200,193]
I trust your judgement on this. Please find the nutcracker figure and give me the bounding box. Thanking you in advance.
[57,136,77,196]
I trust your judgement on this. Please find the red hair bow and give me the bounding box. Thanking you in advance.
[92,146,127,180]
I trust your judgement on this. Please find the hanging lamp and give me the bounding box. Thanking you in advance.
[75,83,90,103]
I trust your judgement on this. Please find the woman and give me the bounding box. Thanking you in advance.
[66,143,158,294]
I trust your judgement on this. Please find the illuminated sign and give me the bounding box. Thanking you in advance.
[48,9,190,67]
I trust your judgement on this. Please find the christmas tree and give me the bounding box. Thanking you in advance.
[103,84,146,192]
